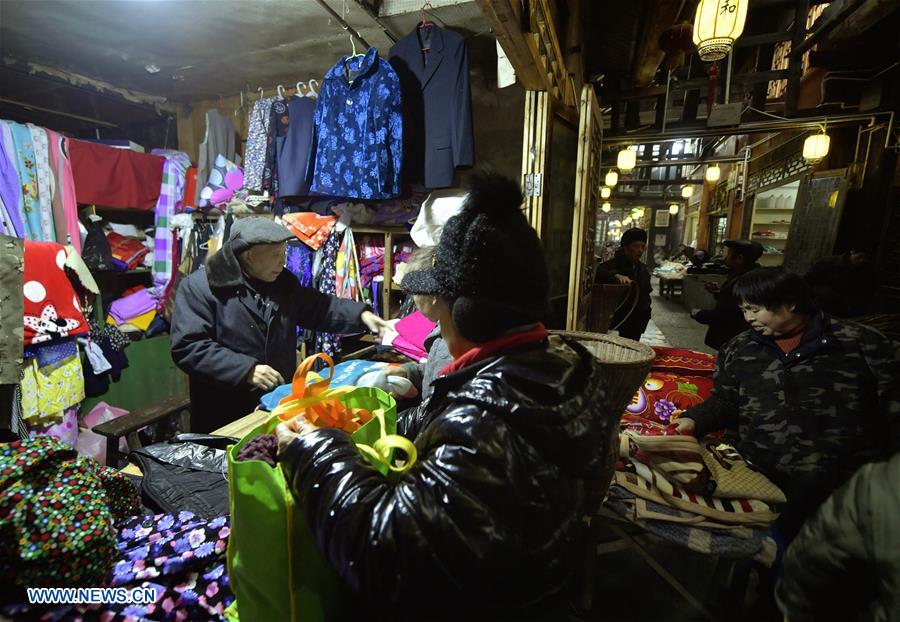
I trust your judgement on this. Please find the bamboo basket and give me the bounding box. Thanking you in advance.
[588,284,631,333]
[551,330,655,511]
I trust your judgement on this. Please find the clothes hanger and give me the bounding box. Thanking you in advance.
[419,2,435,28]
[277,85,286,98]
[235,91,245,117]
[295,81,307,97]
[307,79,319,98]
[257,87,265,99]
[348,34,365,59]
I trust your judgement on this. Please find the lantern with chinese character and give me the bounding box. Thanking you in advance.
[693,0,748,61]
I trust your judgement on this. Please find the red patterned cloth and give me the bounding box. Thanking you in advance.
[651,346,716,376]
[23,241,89,346]
[624,371,714,424]
[106,232,150,270]
[282,212,337,251]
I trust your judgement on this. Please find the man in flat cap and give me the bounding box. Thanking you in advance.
[171,217,388,431]
[691,239,764,350]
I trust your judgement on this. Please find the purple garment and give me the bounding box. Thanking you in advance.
[285,240,314,288]
[109,288,158,325]
[0,123,25,237]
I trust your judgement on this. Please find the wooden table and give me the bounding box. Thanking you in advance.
[120,410,271,477]
[657,274,684,299]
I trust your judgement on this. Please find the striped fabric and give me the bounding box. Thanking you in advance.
[150,150,191,288]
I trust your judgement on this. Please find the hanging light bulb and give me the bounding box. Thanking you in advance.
[803,126,831,164]
[601,202,611,213]
[600,186,612,199]
[617,147,637,173]
[681,185,694,198]
[605,169,619,187]
[705,164,721,183]
[692,0,748,61]
[669,204,680,215]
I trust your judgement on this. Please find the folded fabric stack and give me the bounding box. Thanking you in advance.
[106,230,150,271]
[386,311,436,363]
[107,286,158,333]
[604,347,781,564]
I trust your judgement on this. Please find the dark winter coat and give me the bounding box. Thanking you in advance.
[170,242,368,432]
[686,313,900,497]
[693,270,755,351]
[805,253,878,318]
[776,453,900,622]
[279,335,617,618]
[595,250,653,336]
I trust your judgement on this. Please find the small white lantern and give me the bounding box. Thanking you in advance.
[803,130,831,164]
[617,147,637,173]
[601,202,611,213]
[605,169,619,187]
[693,0,749,61]
[600,186,612,199]
[681,185,694,198]
[669,204,680,215]
[705,164,721,183]
[623,216,633,226]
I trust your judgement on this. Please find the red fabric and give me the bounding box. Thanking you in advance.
[106,232,150,270]
[68,139,164,210]
[23,241,88,346]
[282,212,337,251]
[440,324,549,376]
[182,167,198,210]
[651,346,716,376]
[393,311,437,361]
[624,372,714,425]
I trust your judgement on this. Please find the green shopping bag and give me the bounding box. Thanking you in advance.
[226,354,414,621]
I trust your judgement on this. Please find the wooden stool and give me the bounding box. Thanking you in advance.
[92,395,191,468]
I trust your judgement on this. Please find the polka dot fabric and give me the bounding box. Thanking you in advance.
[0,437,141,588]
[22,240,88,346]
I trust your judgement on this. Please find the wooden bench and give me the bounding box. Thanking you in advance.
[92,395,191,468]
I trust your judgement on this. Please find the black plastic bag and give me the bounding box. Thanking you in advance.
[81,219,114,272]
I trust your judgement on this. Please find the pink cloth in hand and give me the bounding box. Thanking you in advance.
[393,311,436,362]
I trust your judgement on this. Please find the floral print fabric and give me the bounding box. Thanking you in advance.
[314,228,343,358]
[27,124,55,242]
[243,97,274,191]
[309,47,403,200]
[7,121,43,240]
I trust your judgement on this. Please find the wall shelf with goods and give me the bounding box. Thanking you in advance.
[749,180,800,267]
[349,225,414,321]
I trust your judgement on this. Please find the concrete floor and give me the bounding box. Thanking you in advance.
[642,278,716,356]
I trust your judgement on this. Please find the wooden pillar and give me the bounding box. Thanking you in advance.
[696,182,714,252]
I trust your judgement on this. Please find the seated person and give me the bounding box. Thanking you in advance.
[691,239,764,350]
[676,268,900,540]
[275,173,617,618]
[384,246,452,403]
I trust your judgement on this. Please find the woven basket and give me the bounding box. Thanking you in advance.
[589,284,631,333]
[551,331,656,511]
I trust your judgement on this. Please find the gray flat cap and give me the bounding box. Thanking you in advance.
[228,217,294,254]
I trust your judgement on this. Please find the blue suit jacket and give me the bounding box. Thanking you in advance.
[390,25,474,189]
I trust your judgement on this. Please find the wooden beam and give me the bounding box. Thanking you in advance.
[735,32,793,47]
[474,0,545,90]
[630,0,682,87]
[792,0,867,57]
[606,70,790,105]
[825,0,899,43]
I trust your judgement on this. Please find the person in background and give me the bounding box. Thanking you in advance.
[805,244,879,318]
[691,239,764,350]
[171,218,388,432]
[275,172,617,618]
[675,268,900,541]
[384,246,452,403]
[595,228,652,342]
[775,452,900,622]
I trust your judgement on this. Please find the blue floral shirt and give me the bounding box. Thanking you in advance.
[309,47,403,200]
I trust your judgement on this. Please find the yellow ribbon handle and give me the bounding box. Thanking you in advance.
[355,409,418,474]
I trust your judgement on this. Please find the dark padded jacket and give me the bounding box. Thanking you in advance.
[170,241,367,432]
[686,313,900,496]
[776,453,900,622]
[595,250,653,330]
[693,270,755,351]
[279,335,617,619]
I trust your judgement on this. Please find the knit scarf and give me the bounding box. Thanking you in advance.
[440,324,548,376]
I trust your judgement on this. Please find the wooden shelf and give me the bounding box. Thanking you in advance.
[755,208,795,211]
[753,235,788,240]
[352,226,410,235]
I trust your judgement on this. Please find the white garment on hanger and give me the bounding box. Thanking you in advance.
[78,338,112,375]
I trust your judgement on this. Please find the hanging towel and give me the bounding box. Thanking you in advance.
[7,121,43,240]
[27,124,55,242]
[149,149,191,288]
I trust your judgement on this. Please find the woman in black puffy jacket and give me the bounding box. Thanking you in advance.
[276,173,618,619]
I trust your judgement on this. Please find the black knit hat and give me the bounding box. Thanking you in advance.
[621,228,648,247]
[402,172,550,342]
